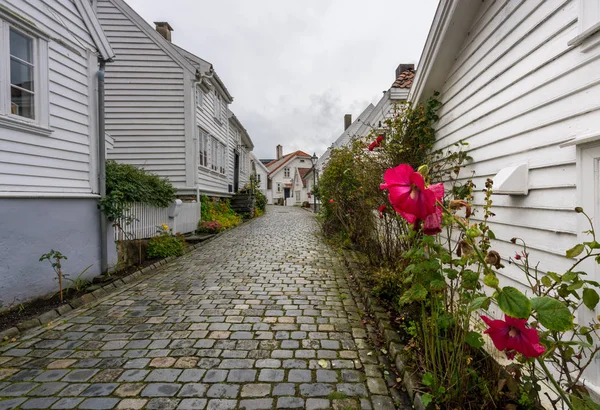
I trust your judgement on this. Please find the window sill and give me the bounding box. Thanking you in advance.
[0,115,52,136]
[568,21,600,48]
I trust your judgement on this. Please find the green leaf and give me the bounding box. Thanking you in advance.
[421,393,433,408]
[583,288,600,310]
[399,283,428,305]
[562,271,577,282]
[585,241,600,250]
[470,296,491,311]
[571,394,600,410]
[487,230,496,240]
[422,372,434,387]
[465,331,485,348]
[531,297,573,331]
[568,281,585,291]
[483,273,499,288]
[547,271,561,283]
[541,276,552,287]
[566,244,585,259]
[497,287,532,319]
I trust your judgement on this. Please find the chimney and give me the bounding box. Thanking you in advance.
[276,144,283,160]
[154,22,173,42]
[395,63,414,79]
[344,114,352,131]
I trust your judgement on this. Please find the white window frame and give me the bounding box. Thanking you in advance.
[284,167,290,178]
[0,16,50,133]
[213,90,221,123]
[568,0,600,49]
[198,127,209,168]
[220,143,226,175]
[277,183,282,193]
[195,85,203,109]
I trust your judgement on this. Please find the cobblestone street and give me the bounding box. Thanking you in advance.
[0,206,400,410]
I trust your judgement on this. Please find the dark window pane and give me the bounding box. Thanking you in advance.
[10,59,34,91]
[11,87,35,119]
[9,29,33,63]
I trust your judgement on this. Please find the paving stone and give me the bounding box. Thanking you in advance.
[116,398,147,409]
[0,398,26,410]
[178,383,208,397]
[178,398,208,409]
[317,369,339,383]
[114,383,145,397]
[50,397,84,409]
[145,398,180,409]
[288,369,312,382]
[300,383,334,397]
[141,383,181,397]
[178,369,206,382]
[206,383,240,398]
[146,369,182,382]
[238,398,274,410]
[205,399,236,410]
[203,369,228,383]
[0,382,38,396]
[81,383,119,396]
[277,397,305,409]
[20,398,59,409]
[258,369,284,382]
[372,395,396,410]
[272,383,295,396]
[118,369,150,382]
[367,378,388,395]
[28,382,67,396]
[240,383,271,397]
[78,398,120,409]
[306,398,331,410]
[227,369,256,382]
[336,383,369,397]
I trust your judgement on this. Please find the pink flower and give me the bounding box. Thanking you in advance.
[378,205,387,213]
[368,141,379,151]
[481,315,546,359]
[422,183,444,235]
[380,164,436,223]
[329,199,334,203]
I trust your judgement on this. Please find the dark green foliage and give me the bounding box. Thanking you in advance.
[147,229,186,258]
[101,160,176,221]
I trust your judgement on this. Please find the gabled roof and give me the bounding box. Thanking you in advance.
[107,0,197,74]
[392,69,415,89]
[172,44,234,103]
[298,167,311,188]
[267,151,312,176]
[73,0,115,61]
[229,111,254,150]
[250,153,269,173]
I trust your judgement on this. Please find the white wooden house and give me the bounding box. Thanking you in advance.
[250,152,268,198]
[229,112,254,192]
[265,145,312,205]
[96,0,254,198]
[410,0,600,394]
[318,65,415,172]
[0,0,117,306]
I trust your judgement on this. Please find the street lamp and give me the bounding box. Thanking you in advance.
[311,152,318,213]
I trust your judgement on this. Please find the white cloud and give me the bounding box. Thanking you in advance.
[123,0,437,158]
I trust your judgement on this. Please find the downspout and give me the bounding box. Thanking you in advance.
[98,59,108,273]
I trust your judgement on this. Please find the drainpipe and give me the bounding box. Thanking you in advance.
[98,60,108,274]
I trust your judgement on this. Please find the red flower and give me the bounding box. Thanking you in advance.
[481,315,546,359]
[329,199,334,203]
[376,135,384,143]
[380,164,436,223]
[378,205,387,219]
[368,141,379,151]
[514,253,522,260]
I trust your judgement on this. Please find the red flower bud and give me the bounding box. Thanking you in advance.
[514,253,521,260]
[329,199,334,203]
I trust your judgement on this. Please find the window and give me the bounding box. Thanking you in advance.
[277,183,282,193]
[195,86,203,108]
[198,128,208,168]
[300,159,305,163]
[240,150,246,175]
[284,167,290,178]
[220,144,226,175]
[0,18,49,129]
[569,0,600,47]
[256,174,261,183]
[213,91,221,122]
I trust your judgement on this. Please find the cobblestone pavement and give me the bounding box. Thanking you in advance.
[0,206,401,410]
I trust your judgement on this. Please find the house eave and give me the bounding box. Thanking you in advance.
[408,0,482,104]
[73,0,115,61]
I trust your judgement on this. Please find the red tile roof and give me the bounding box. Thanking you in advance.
[298,167,311,187]
[392,69,415,89]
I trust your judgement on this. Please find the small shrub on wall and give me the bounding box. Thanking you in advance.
[198,195,241,233]
[147,224,186,258]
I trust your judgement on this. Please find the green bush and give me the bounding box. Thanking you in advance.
[198,195,242,232]
[255,190,267,212]
[147,225,186,258]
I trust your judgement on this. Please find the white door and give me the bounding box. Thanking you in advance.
[578,143,600,394]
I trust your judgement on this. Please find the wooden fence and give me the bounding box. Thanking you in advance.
[113,200,200,241]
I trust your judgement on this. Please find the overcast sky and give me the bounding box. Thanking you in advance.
[125,0,438,159]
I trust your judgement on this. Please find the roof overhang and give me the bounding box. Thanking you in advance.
[408,0,482,104]
[73,0,115,61]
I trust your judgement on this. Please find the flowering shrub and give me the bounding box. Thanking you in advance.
[198,195,241,232]
[147,224,186,258]
[197,220,223,234]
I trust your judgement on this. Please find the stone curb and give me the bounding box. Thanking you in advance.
[0,215,262,343]
[339,249,427,410]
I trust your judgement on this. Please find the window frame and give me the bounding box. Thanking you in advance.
[213,90,222,123]
[195,85,203,109]
[198,127,209,168]
[569,0,600,49]
[0,17,50,131]
[284,167,290,178]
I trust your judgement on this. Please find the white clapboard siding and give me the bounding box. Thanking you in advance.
[228,118,238,190]
[113,201,200,240]
[196,87,230,195]
[0,0,98,193]
[433,0,599,288]
[97,0,187,187]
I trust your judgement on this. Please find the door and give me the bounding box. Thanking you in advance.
[284,188,291,199]
[233,151,240,192]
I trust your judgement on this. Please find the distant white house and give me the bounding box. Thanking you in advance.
[250,152,268,198]
[96,0,254,198]
[318,64,415,172]
[265,145,312,205]
[0,0,117,306]
[410,0,600,394]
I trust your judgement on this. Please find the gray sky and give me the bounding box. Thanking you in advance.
[126,0,438,159]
